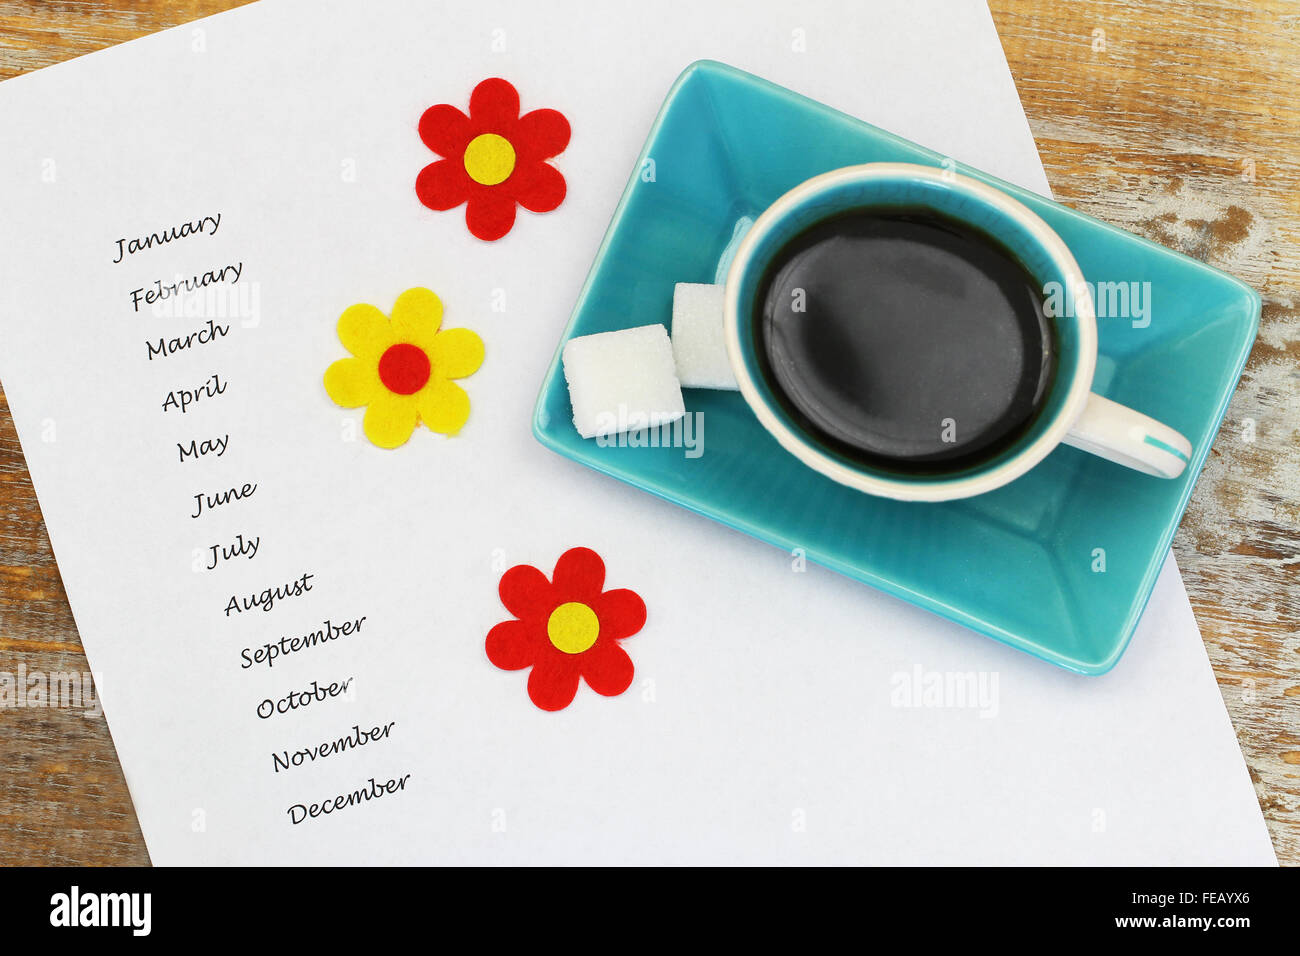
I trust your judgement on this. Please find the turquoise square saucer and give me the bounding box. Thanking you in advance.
[532,61,1259,674]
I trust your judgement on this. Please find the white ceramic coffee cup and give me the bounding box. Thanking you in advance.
[712,163,1192,503]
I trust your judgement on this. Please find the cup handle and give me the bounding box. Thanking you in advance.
[1060,393,1191,478]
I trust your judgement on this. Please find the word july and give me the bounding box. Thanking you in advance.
[112,213,221,263]
[203,533,259,570]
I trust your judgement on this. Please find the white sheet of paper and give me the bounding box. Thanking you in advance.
[0,0,1273,864]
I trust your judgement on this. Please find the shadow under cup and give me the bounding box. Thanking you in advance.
[728,171,1092,496]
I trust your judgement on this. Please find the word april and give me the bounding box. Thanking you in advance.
[161,372,227,414]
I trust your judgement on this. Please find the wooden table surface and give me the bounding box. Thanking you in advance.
[0,0,1295,866]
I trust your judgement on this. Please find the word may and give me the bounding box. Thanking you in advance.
[130,261,243,312]
[162,373,227,414]
[147,318,230,361]
[594,409,705,458]
[287,772,412,825]
[192,481,257,519]
[257,676,353,720]
[178,433,228,463]
[111,212,221,263]
[889,664,1000,719]
[49,885,150,937]
[0,664,101,716]
[241,616,367,669]
[1042,280,1153,328]
[272,720,396,773]
[224,570,315,616]
[204,533,259,569]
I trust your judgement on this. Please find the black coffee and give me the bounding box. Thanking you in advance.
[757,210,1055,472]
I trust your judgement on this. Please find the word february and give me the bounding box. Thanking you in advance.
[130,261,243,312]
[112,213,221,263]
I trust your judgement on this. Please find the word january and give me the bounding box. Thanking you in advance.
[112,213,221,263]
[130,261,243,312]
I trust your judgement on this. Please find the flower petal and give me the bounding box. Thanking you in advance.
[515,108,570,161]
[527,651,582,712]
[416,159,470,211]
[580,642,635,699]
[338,303,394,360]
[498,563,554,622]
[418,103,472,158]
[417,379,471,435]
[323,357,379,408]
[468,77,520,128]
[363,390,420,449]
[591,588,646,642]
[512,161,566,213]
[551,547,605,603]
[391,287,443,348]
[485,619,540,671]
[430,327,484,380]
[465,192,517,241]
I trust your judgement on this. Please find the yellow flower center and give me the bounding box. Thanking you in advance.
[463,133,516,186]
[546,602,599,654]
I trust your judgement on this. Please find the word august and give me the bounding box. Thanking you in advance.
[112,212,221,263]
[225,571,315,616]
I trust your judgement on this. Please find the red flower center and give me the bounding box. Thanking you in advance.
[377,343,431,395]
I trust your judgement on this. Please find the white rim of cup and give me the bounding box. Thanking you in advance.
[723,162,1098,503]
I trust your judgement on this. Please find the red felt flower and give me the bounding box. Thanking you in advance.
[485,547,646,711]
[416,78,570,241]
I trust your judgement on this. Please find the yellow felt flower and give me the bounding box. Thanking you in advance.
[324,287,484,448]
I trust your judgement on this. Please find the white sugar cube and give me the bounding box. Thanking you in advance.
[562,324,686,439]
[671,282,738,389]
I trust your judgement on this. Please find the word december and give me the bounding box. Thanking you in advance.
[287,773,412,825]
[225,570,315,615]
[112,213,221,263]
[130,261,243,312]
[241,616,367,669]
[272,720,396,774]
